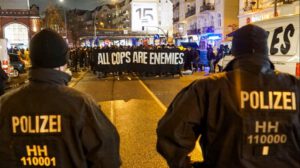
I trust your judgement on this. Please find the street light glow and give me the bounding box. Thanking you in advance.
[59,0,64,2]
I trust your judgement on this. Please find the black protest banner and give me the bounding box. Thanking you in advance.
[94,49,185,74]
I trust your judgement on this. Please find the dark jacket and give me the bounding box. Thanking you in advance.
[184,50,193,70]
[207,47,215,61]
[157,55,300,168]
[0,67,8,95]
[0,68,121,168]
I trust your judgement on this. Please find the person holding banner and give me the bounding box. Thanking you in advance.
[183,47,193,71]
[156,24,300,168]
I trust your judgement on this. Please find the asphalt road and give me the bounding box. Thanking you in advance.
[73,72,207,168]
[5,73,28,90]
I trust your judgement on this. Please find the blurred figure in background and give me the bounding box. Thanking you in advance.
[0,61,8,96]
[207,44,215,73]
[214,44,225,72]
[183,47,193,71]
[191,48,200,72]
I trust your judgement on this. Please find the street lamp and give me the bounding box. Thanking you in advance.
[27,0,30,10]
[274,0,279,17]
[59,0,68,42]
[142,26,169,43]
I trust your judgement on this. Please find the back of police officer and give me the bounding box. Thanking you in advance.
[0,29,121,168]
[156,24,300,168]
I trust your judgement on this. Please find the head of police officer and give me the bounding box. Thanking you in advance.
[230,24,269,58]
[29,28,70,74]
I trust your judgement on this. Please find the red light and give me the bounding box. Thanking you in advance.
[1,60,9,69]
[296,63,300,77]
[2,60,8,65]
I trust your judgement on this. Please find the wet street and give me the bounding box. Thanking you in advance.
[73,72,207,168]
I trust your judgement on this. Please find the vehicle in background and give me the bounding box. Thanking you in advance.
[8,53,25,77]
[221,14,300,78]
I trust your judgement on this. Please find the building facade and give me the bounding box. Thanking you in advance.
[238,0,300,27]
[79,0,173,46]
[0,4,41,49]
[173,0,239,47]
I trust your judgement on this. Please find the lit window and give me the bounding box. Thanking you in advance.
[4,23,29,48]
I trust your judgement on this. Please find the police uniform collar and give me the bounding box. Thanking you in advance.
[223,54,275,73]
[29,68,71,85]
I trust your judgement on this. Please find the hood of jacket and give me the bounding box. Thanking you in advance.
[223,53,275,74]
[29,68,71,86]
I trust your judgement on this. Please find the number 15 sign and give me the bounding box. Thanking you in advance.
[131,2,158,31]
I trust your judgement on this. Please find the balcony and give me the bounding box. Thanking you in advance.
[173,17,179,23]
[187,29,201,35]
[185,6,196,18]
[200,3,215,12]
[284,0,299,4]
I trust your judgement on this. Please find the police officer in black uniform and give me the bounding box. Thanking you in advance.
[156,24,300,168]
[0,29,121,167]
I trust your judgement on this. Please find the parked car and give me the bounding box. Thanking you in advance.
[8,53,25,77]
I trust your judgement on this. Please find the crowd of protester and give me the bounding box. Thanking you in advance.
[1,43,222,96]
[67,43,232,77]
[181,44,231,73]
[68,44,183,77]
[207,44,231,73]
[4,43,231,79]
